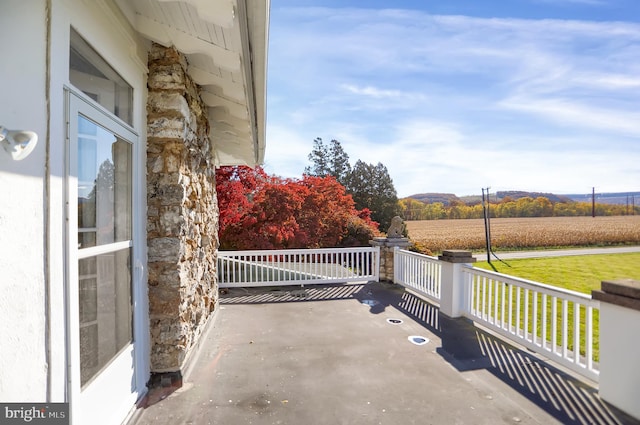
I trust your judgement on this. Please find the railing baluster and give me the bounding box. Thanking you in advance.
[245,255,249,283]
[468,275,473,314]
[475,275,480,317]
[562,299,568,360]
[524,289,529,342]
[508,283,513,334]
[493,279,499,325]
[552,296,557,355]
[235,256,238,283]
[500,281,506,330]
[574,302,581,365]
[485,276,491,323]
[586,305,593,370]
[542,293,547,350]
[516,287,521,338]
[532,291,538,346]
[480,276,486,321]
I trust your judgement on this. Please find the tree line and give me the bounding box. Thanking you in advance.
[399,196,639,220]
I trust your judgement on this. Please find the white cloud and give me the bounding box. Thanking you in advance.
[341,84,403,99]
[532,0,605,6]
[265,6,640,195]
[499,97,640,137]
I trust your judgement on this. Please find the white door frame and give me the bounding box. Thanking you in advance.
[65,88,146,425]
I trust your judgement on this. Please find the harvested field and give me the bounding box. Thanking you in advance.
[405,216,640,254]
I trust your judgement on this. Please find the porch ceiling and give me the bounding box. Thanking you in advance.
[116,0,269,166]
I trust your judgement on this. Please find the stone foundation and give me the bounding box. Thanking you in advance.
[146,44,219,372]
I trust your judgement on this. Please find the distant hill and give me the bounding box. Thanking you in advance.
[408,193,461,205]
[564,191,640,205]
[406,191,639,205]
[494,191,572,203]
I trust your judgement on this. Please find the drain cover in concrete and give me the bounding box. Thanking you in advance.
[408,335,429,346]
[386,318,403,325]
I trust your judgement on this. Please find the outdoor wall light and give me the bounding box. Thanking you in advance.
[0,125,38,161]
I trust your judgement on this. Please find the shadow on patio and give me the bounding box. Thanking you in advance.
[131,282,638,425]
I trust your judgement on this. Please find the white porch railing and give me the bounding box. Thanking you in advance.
[393,249,599,382]
[463,267,600,382]
[218,246,380,288]
[394,249,441,304]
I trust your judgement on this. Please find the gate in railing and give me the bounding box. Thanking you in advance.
[218,246,380,288]
[393,249,599,382]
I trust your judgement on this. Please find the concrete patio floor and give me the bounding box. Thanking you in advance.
[130,282,638,425]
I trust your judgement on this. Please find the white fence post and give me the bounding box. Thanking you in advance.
[373,245,381,282]
[438,250,476,318]
[592,279,640,421]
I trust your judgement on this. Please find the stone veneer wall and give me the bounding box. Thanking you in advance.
[146,44,219,372]
[370,237,411,282]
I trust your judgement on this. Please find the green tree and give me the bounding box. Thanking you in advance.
[347,160,399,231]
[304,137,351,186]
[399,198,427,220]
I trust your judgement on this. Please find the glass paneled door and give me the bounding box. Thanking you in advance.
[67,91,139,425]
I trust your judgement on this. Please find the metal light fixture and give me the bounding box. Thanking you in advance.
[0,126,38,161]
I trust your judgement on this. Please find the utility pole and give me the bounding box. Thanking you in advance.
[482,187,491,264]
[592,187,595,218]
[627,195,630,215]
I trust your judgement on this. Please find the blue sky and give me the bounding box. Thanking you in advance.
[263,0,640,197]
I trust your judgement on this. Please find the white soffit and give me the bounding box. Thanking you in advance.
[117,0,269,166]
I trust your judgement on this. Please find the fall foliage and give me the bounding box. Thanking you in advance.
[399,196,640,220]
[216,166,379,250]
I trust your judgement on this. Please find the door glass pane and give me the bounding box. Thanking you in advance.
[75,110,134,388]
[77,115,131,249]
[69,28,133,125]
[79,248,132,387]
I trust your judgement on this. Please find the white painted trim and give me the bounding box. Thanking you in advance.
[78,241,133,259]
[45,0,150,411]
[158,0,235,27]
[135,14,240,71]
[66,85,143,425]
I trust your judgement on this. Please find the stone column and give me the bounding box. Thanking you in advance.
[438,250,475,318]
[370,237,410,282]
[146,44,219,373]
[592,279,640,421]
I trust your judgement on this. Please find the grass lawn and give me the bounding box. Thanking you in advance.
[474,252,640,294]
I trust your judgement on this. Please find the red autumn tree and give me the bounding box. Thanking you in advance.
[215,165,268,237]
[215,166,379,250]
[296,175,354,247]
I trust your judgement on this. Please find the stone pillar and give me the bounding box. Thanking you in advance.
[146,44,219,373]
[370,237,410,282]
[438,250,475,318]
[592,279,640,421]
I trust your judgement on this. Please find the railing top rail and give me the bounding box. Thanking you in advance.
[218,246,378,257]
[396,249,439,261]
[464,265,598,305]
